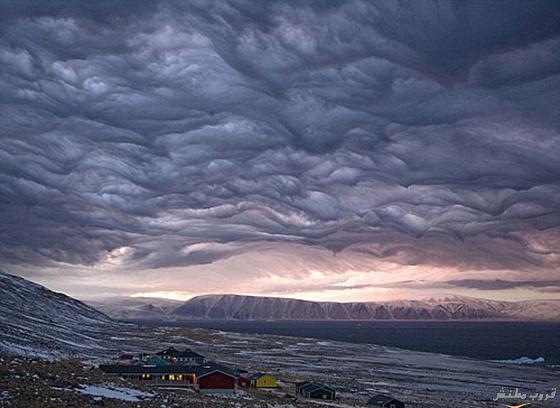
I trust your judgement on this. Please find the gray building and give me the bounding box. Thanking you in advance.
[367,394,405,408]
[296,381,336,400]
[155,347,205,365]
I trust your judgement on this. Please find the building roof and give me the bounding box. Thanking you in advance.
[196,363,238,378]
[296,381,311,388]
[308,385,333,394]
[249,371,274,380]
[297,381,316,392]
[298,382,335,394]
[100,364,199,375]
[300,383,318,392]
[145,357,168,366]
[368,394,399,405]
[99,361,237,378]
[155,347,204,359]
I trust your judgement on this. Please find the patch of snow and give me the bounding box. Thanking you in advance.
[76,384,155,402]
[1,390,12,402]
[491,356,545,365]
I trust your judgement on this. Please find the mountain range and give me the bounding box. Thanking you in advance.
[1,270,559,360]
[95,293,560,321]
[87,297,182,320]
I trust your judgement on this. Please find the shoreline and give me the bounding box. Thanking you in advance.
[119,319,560,367]
[3,326,559,407]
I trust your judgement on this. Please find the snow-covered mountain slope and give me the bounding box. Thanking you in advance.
[0,271,124,358]
[87,297,182,320]
[504,299,560,320]
[171,294,560,321]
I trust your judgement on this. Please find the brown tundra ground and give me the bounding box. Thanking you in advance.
[1,327,558,408]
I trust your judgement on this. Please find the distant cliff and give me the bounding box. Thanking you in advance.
[169,293,560,321]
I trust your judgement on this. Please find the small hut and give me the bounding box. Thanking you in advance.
[296,381,336,400]
[250,372,278,388]
[367,394,405,408]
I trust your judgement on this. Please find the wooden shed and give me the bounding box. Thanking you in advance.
[250,372,278,388]
[296,381,336,400]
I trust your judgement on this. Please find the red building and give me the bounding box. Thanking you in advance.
[237,376,251,388]
[198,370,237,394]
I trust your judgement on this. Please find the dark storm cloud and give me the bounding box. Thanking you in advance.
[445,279,560,291]
[344,278,560,293]
[255,278,560,295]
[1,0,560,275]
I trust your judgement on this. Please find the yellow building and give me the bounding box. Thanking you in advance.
[250,372,278,388]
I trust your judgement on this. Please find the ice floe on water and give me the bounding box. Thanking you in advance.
[491,356,545,365]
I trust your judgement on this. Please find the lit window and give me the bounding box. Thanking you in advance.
[169,374,175,381]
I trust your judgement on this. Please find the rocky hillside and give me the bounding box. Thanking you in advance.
[0,271,125,358]
[170,294,560,321]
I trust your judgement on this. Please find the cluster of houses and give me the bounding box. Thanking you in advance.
[100,347,279,396]
[99,347,404,406]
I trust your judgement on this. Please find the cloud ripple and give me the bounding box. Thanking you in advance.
[0,0,559,281]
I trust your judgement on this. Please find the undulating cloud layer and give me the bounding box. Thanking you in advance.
[1,0,560,300]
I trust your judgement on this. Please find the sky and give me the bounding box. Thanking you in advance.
[1,0,560,302]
